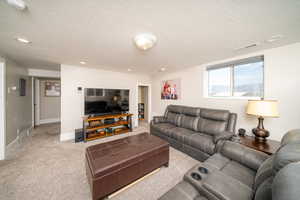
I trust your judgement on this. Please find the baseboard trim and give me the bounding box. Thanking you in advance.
[6,135,19,150]
[60,132,74,142]
[40,118,60,125]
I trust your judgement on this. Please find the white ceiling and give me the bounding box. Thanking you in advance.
[0,0,300,73]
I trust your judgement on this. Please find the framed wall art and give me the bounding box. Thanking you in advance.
[161,78,181,100]
[45,81,61,97]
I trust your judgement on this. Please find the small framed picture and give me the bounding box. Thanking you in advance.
[45,81,61,97]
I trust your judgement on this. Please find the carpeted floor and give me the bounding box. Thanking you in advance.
[0,123,198,200]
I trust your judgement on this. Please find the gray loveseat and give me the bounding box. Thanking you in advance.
[150,105,237,161]
[159,129,300,200]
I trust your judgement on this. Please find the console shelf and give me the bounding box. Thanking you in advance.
[83,113,133,142]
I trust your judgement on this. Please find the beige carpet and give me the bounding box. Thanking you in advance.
[0,123,198,200]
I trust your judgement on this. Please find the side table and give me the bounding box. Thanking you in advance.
[237,135,280,155]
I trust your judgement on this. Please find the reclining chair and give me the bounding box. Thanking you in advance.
[159,129,300,200]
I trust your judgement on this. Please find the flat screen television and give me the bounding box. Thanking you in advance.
[84,88,129,116]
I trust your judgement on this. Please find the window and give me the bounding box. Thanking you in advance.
[207,56,264,98]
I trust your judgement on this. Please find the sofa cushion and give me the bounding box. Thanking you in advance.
[204,153,256,188]
[158,181,206,200]
[166,112,181,126]
[205,153,230,170]
[185,133,215,155]
[280,129,300,146]
[272,162,300,200]
[273,142,300,174]
[182,106,201,117]
[254,177,273,200]
[166,105,184,114]
[221,161,256,188]
[200,109,230,121]
[221,141,268,171]
[197,109,230,136]
[202,170,253,200]
[254,156,274,191]
[151,123,176,137]
[171,127,196,142]
[180,115,200,131]
[227,113,237,133]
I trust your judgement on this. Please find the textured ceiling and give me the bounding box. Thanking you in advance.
[0,0,300,73]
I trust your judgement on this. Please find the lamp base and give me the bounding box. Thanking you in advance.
[252,128,269,142]
[252,116,270,142]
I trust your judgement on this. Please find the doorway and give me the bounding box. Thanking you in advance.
[138,85,150,127]
[33,78,61,126]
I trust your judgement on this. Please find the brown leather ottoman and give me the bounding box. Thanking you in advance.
[85,133,169,200]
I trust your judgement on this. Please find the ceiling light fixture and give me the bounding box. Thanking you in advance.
[160,67,166,72]
[127,68,132,72]
[6,0,27,10]
[134,33,157,51]
[16,37,31,44]
[80,61,86,65]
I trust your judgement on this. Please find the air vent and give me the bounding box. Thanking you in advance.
[235,43,260,51]
[244,43,258,48]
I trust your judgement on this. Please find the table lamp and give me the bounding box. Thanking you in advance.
[246,99,279,141]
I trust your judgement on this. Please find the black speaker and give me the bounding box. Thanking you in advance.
[75,128,84,143]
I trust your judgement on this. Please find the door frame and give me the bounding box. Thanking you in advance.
[0,61,6,160]
[136,83,151,125]
[34,78,40,126]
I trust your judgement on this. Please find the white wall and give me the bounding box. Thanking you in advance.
[60,64,151,141]
[152,43,300,141]
[0,57,5,160]
[5,59,32,145]
[39,79,61,123]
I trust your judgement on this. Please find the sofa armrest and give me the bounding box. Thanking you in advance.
[152,116,167,124]
[213,131,234,144]
[221,141,269,171]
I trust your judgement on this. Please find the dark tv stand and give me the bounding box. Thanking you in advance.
[82,113,133,142]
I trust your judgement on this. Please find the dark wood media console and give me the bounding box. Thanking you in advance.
[83,113,133,142]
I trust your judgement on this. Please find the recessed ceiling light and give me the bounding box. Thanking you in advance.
[80,61,86,65]
[16,37,31,44]
[160,67,166,72]
[6,0,27,10]
[127,68,132,72]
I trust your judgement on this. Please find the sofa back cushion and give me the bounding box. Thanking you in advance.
[180,115,200,131]
[182,106,201,117]
[227,113,237,133]
[280,129,300,146]
[197,109,230,136]
[166,112,181,126]
[272,142,300,174]
[254,156,274,191]
[165,105,184,115]
[254,177,273,200]
[221,141,268,171]
[272,162,300,200]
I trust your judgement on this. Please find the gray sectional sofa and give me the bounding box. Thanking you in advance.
[159,129,300,200]
[150,105,237,161]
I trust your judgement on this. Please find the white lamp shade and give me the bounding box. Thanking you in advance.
[246,100,279,117]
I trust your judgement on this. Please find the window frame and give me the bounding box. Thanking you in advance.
[205,56,265,100]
